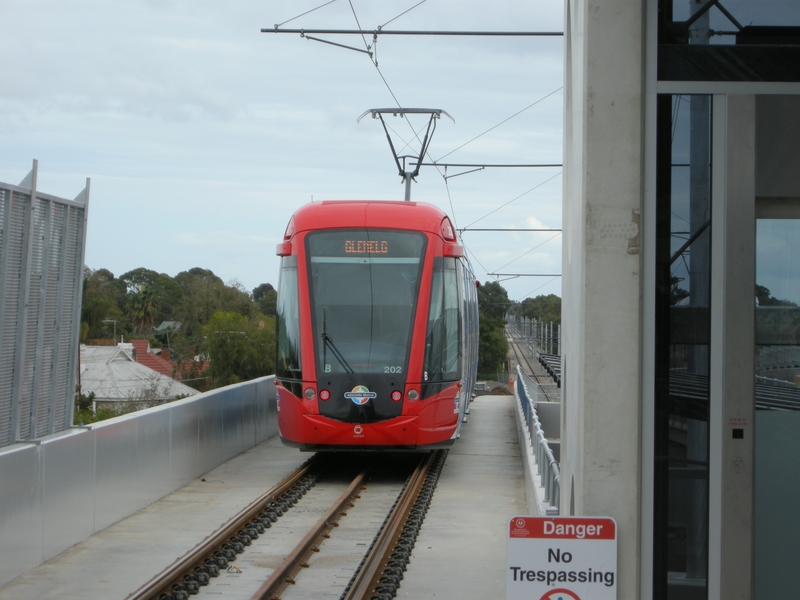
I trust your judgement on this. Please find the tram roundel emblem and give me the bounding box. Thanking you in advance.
[353,425,364,435]
[540,589,581,600]
[345,385,377,406]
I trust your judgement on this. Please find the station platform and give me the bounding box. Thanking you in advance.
[400,393,527,597]
[0,395,525,599]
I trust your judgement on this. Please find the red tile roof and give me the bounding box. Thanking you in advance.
[131,340,177,379]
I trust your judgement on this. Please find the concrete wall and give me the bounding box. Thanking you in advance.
[562,0,644,597]
[0,375,277,586]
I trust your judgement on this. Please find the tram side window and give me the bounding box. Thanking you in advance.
[424,257,462,385]
[277,256,302,380]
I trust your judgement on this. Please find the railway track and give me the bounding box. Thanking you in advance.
[127,450,447,600]
[507,327,556,402]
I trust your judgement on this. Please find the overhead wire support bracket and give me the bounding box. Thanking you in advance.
[301,32,373,56]
[358,108,454,201]
[265,28,564,37]
[443,166,484,180]
[424,163,562,168]
[488,273,563,282]
[431,162,562,179]
[460,228,562,233]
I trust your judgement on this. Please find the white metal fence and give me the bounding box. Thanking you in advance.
[507,315,561,356]
[515,365,561,515]
[0,160,89,447]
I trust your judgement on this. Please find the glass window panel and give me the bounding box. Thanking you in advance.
[655,94,711,599]
[276,256,301,380]
[754,216,800,597]
[306,230,425,375]
[671,1,800,36]
[423,257,462,385]
[662,0,800,45]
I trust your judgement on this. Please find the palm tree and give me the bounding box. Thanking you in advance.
[129,286,159,335]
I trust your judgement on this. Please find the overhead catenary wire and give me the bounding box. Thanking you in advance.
[274,0,340,29]
[462,242,491,276]
[271,0,433,35]
[265,28,563,36]
[434,87,563,163]
[266,6,562,298]
[443,174,459,231]
[379,0,428,29]
[517,276,562,301]
[461,171,563,230]
[425,163,561,169]
[461,228,562,233]
[347,0,372,53]
[338,0,451,199]
[493,232,562,272]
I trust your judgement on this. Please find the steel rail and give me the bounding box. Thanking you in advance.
[126,456,320,600]
[508,327,556,403]
[508,330,537,383]
[341,451,438,600]
[250,465,373,600]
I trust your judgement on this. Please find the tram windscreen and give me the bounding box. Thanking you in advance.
[306,230,426,375]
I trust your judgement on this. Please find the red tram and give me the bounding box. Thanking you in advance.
[275,200,479,451]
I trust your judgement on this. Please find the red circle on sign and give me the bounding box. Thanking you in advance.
[539,589,581,600]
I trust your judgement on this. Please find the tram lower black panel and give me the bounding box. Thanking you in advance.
[317,374,404,423]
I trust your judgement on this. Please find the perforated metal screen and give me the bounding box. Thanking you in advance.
[0,161,89,447]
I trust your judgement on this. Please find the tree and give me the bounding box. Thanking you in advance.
[128,285,159,336]
[168,269,259,364]
[253,283,278,316]
[175,267,223,293]
[515,294,562,324]
[478,281,511,319]
[202,311,276,387]
[478,316,509,375]
[477,281,510,376]
[174,272,254,344]
[756,284,797,307]
[670,277,690,306]
[119,267,184,323]
[81,267,129,341]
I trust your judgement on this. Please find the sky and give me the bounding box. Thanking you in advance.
[1,0,564,303]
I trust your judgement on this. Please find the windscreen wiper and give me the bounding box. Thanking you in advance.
[322,309,354,374]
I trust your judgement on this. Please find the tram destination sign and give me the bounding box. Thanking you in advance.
[507,516,617,600]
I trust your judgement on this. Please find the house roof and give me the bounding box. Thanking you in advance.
[80,344,199,402]
[130,339,175,378]
[154,321,181,331]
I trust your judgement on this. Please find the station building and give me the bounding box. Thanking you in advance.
[562,0,800,598]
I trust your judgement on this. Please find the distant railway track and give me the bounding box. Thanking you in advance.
[127,451,447,600]
[507,328,555,403]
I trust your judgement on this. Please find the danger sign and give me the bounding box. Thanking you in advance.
[507,516,617,600]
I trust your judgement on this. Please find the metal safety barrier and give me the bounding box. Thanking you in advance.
[515,365,560,512]
[0,375,277,587]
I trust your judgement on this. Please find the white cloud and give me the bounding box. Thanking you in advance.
[1,0,564,300]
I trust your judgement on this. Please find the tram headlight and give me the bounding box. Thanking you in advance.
[407,389,419,401]
[319,389,331,401]
[304,387,316,400]
[391,390,402,402]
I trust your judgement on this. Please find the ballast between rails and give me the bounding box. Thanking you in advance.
[126,456,321,600]
[250,465,373,600]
